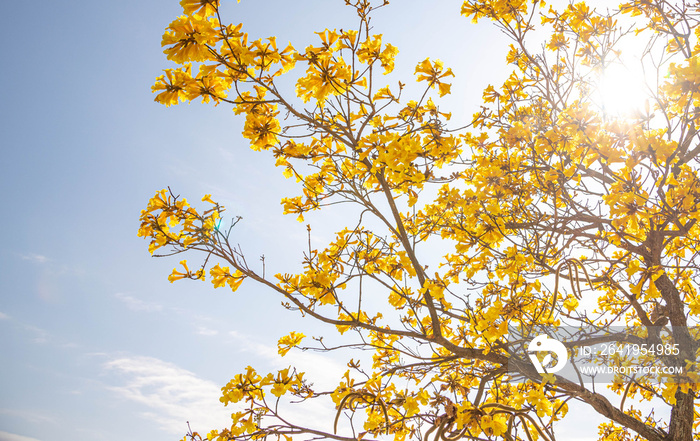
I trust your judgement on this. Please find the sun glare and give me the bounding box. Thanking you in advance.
[590,32,658,120]
[595,60,650,118]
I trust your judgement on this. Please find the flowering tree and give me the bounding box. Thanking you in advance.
[139,1,700,440]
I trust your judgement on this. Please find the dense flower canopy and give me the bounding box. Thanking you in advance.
[140,1,700,440]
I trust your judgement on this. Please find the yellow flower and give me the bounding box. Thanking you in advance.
[242,109,281,150]
[414,58,454,94]
[180,0,219,17]
[277,331,305,356]
[563,296,579,312]
[209,264,230,288]
[152,66,194,107]
[295,57,352,104]
[161,15,220,64]
[379,43,398,74]
[168,261,189,283]
[227,270,245,291]
[357,34,383,64]
[168,260,203,282]
[479,414,507,436]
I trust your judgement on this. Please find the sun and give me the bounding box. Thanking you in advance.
[595,60,650,117]
[590,34,657,119]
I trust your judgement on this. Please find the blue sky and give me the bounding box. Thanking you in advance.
[0,1,611,440]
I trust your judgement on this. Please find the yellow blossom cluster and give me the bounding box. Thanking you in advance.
[145,1,700,441]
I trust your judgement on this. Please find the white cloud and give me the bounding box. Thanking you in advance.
[0,314,55,345]
[196,326,218,336]
[23,325,49,344]
[0,409,56,425]
[101,339,348,438]
[225,331,345,433]
[228,330,346,390]
[20,253,48,264]
[114,293,163,312]
[103,356,230,434]
[0,431,43,441]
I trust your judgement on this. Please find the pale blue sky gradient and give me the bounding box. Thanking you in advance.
[0,1,605,441]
